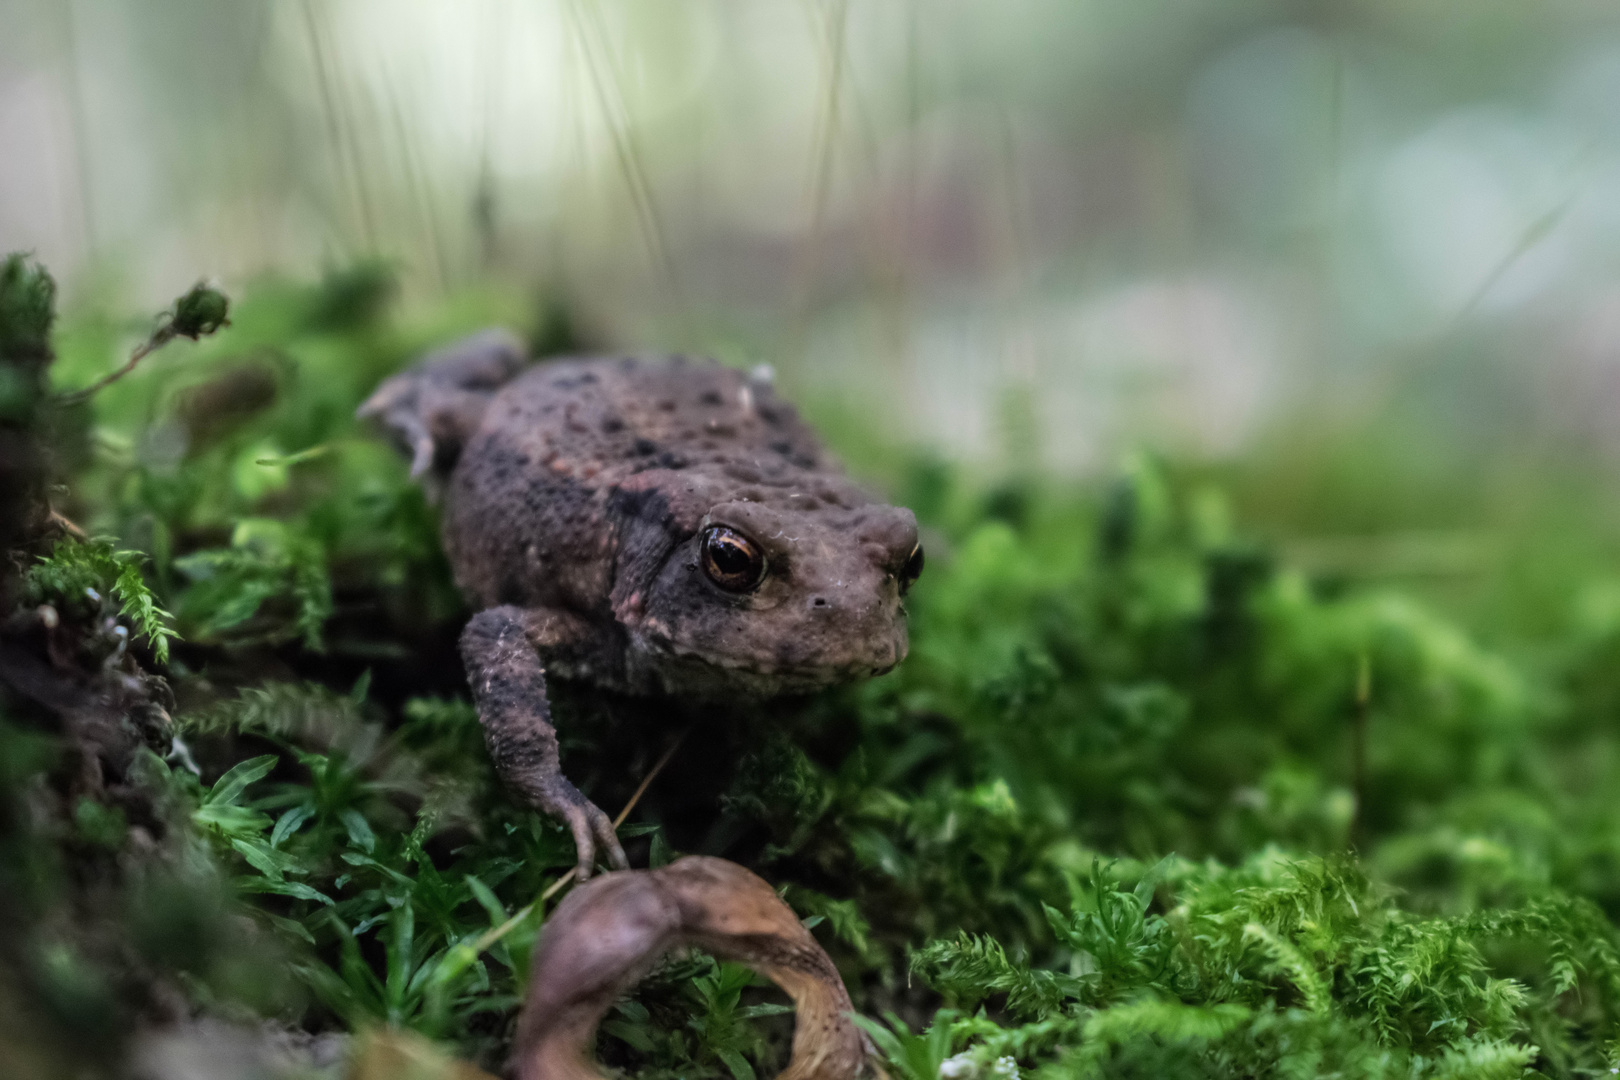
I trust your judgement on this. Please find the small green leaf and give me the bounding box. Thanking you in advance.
[466,874,508,926]
[715,1047,756,1080]
[602,1019,657,1052]
[340,852,414,887]
[339,808,376,853]
[231,837,298,881]
[237,878,335,907]
[262,912,317,944]
[271,803,317,848]
[192,802,273,838]
[205,755,278,806]
[256,443,333,467]
[616,822,661,838]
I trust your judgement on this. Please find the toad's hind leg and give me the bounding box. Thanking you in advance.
[461,606,629,881]
[358,328,527,480]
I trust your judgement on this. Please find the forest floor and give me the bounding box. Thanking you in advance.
[6,255,1620,1079]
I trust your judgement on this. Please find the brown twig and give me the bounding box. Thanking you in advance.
[515,857,865,1080]
[790,0,849,359]
[57,332,171,405]
[614,727,688,830]
[57,284,229,406]
[47,508,85,538]
[567,0,688,329]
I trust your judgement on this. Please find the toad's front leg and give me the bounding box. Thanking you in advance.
[460,606,629,880]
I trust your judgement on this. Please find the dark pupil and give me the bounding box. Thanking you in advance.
[710,536,753,576]
[902,545,924,589]
[703,527,763,591]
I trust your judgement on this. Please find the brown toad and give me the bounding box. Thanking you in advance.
[360,331,923,878]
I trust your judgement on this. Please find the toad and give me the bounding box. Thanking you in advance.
[360,330,923,879]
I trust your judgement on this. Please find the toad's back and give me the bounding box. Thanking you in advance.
[441,356,876,616]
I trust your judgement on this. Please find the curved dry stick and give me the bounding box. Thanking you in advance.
[514,856,866,1080]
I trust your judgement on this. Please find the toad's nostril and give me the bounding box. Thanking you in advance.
[810,596,830,609]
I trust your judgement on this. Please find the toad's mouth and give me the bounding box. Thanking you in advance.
[630,633,908,701]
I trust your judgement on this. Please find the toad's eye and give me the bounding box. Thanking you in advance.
[701,526,768,593]
[899,543,924,596]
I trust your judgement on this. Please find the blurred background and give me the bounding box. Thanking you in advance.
[16,7,1620,1075]
[7,0,1620,616]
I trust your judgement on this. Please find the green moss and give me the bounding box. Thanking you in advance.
[0,253,55,364]
[25,537,177,662]
[16,255,1620,1078]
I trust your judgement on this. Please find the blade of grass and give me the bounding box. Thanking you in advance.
[300,0,376,254]
[383,59,451,293]
[790,0,849,354]
[444,730,688,972]
[567,0,688,326]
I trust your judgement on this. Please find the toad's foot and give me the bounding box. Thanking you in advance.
[357,328,527,480]
[461,605,629,880]
[535,772,630,883]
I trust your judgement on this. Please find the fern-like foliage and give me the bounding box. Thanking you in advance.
[914,933,1081,1020]
[180,680,365,742]
[25,537,178,661]
[907,852,1620,1079]
[0,251,54,362]
[174,517,332,650]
